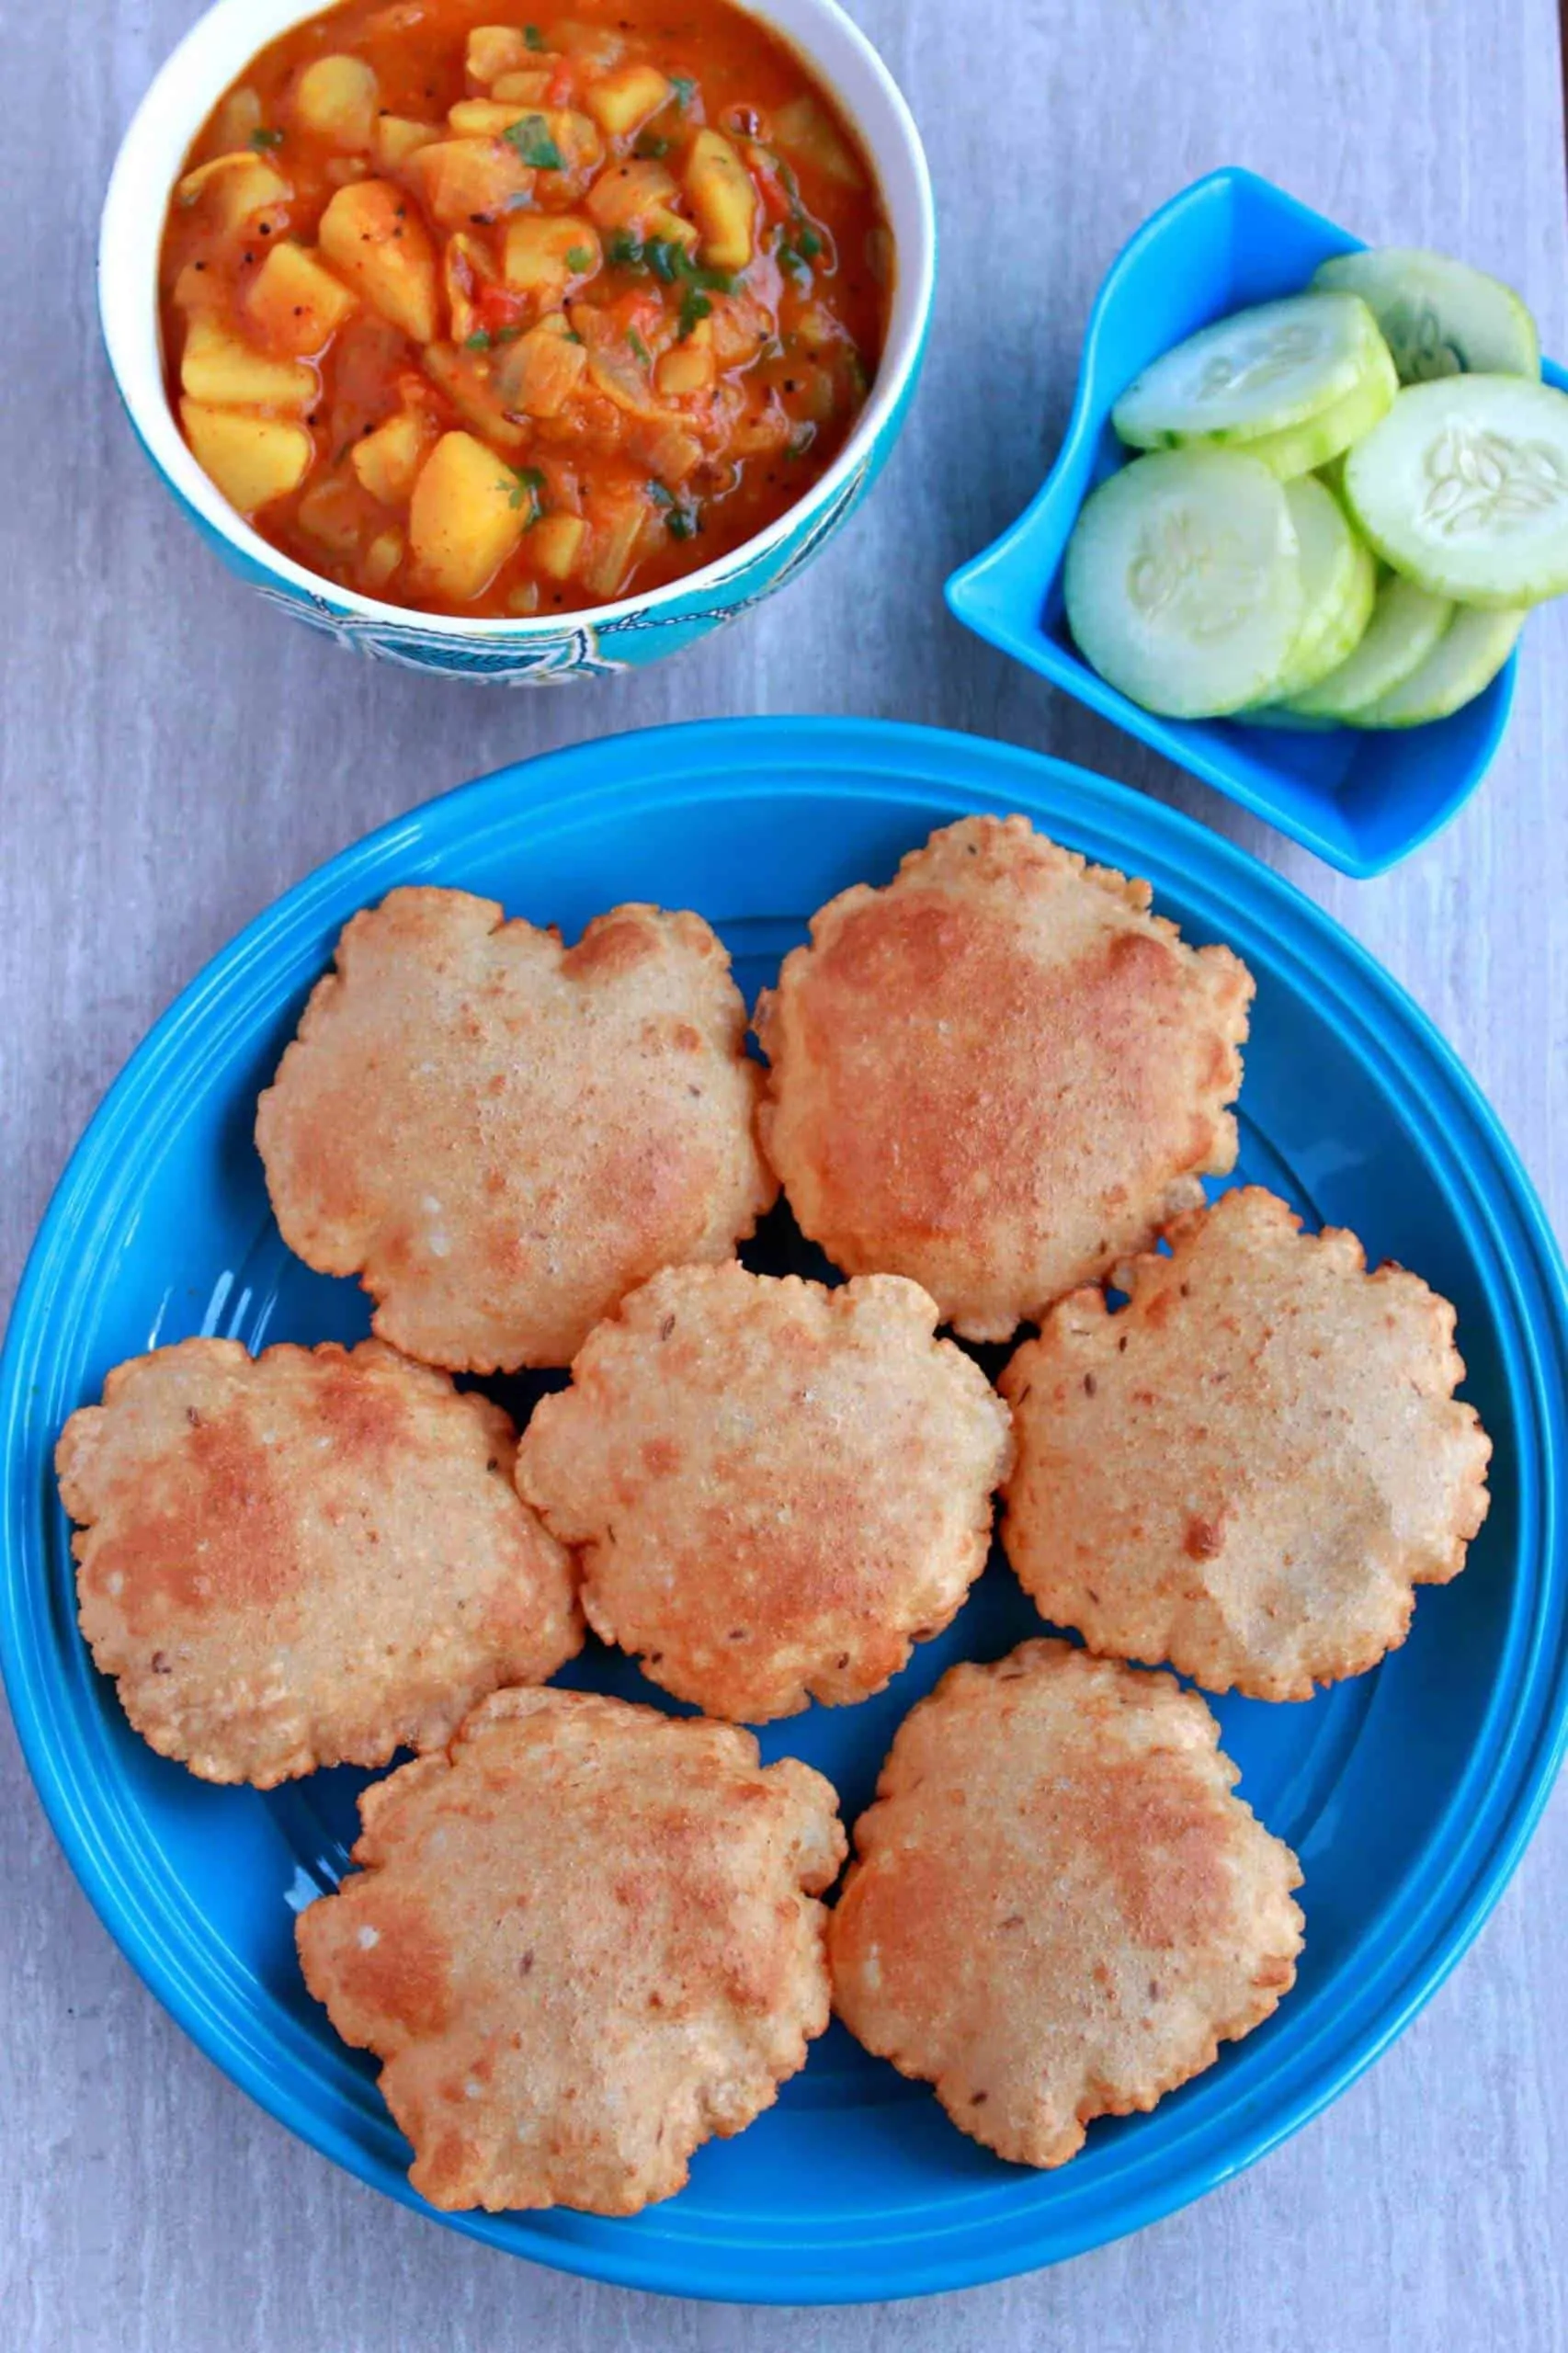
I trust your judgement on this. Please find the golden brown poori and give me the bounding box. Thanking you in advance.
[256,885,776,1373]
[754,815,1254,1341]
[829,1641,1304,2168]
[517,1263,1013,1722]
[55,1336,580,1786]
[999,1186,1493,1699]
[295,1686,846,2214]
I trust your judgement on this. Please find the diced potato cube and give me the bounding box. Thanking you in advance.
[351,405,436,503]
[170,258,224,314]
[404,137,533,228]
[685,129,756,270]
[585,156,676,232]
[645,204,699,251]
[374,114,440,169]
[295,55,379,149]
[176,153,291,233]
[245,242,357,355]
[362,527,404,590]
[494,314,588,415]
[546,109,605,170]
[466,25,533,84]
[502,213,600,294]
[298,471,370,555]
[770,96,864,188]
[180,317,316,409]
[490,69,553,103]
[585,63,670,139]
[654,338,714,397]
[528,512,586,578]
[180,400,312,512]
[318,178,439,342]
[210,86,263,154]
[407,429,528,599]
[448,98,533,138]
[708,290,769,368]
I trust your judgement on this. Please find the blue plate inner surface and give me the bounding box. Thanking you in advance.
[2,718,1564,2303]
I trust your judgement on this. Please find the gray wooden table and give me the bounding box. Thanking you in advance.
[4,2,1566,2347]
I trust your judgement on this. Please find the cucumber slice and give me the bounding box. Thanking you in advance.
[1063,450,1302,718]
[1229,345,1397,478]
[1312,248,1540,382]
[1343,377,1568,607]
[1112,293,1389,450]
[1352,605,1526,727]
[1282,574,1452,719]
[1260,476,1378,699]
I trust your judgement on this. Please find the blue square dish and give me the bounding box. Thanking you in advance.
[945,166,1568,878]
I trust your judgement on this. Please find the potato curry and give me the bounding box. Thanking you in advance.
[158,0,891,617]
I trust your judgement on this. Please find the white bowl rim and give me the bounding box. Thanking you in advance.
[98,0,936,639]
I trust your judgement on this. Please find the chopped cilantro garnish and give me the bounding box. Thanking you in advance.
[465,329,493,351]
[507,463,547,520]
[677,285,712,339]
[608,233,731,302]
[606,231,644,267]
[524,22,546,47]
[647,482,699,538]
[778,237,815,279]
[668,72,697,108]
[565,245,594,271]
[633,132,671,159]
[795,226,824,260]
[249,126,284,150]
[504,113,564,170]
[627,328,651,362]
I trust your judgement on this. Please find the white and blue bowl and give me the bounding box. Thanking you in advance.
[99,0,935,684]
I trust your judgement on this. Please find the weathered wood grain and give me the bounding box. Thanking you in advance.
[2,1,1565,2346]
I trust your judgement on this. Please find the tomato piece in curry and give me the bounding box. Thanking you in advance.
[157,0,892,617]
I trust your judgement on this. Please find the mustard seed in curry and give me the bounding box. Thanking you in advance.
[158,0,892,616]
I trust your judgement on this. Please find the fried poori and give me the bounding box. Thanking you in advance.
[829,1640,1304,2167]
[999,1186,1493,1699]
[56,1336,580,1785]
[296,1686,845,2214]
[517,1263,1013,1722]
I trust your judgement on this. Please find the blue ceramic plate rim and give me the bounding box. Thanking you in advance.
[943,166,1568,879]
[3,717,1565,2302]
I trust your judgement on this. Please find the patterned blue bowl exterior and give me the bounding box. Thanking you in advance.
[111,309,926,685]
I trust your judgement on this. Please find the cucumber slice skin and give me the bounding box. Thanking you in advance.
[1312,248,1540,383]
[1227,341,1397,478]
[1352,605,1526,728]
[1112,293,1388,450]
[1063,450,1303,719]
[1343,376,1568,608]
[1264,483,1378,701]
[1283,574,1453,719]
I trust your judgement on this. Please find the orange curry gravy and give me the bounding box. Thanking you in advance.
[158,0,892,618]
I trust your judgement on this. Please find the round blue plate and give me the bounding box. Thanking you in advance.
[4,719,1565,2304]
